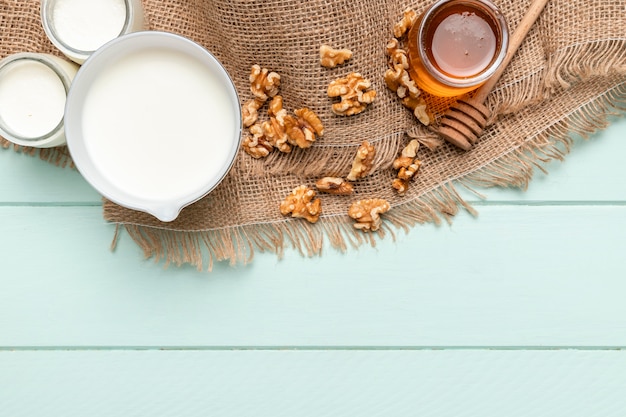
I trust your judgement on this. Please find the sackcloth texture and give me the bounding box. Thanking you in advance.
[1,0,625,270]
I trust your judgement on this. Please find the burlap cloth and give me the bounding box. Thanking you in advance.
[2,0,625,269]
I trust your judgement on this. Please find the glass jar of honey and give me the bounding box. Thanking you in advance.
[407,0,509,97]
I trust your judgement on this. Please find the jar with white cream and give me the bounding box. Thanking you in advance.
[0,53,78,148]
[41,0,146,64]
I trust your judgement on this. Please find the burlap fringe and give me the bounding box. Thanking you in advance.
[463,82,626,191]
[545,39,626,91]
[1,137,74,168]
[114,80,625,271]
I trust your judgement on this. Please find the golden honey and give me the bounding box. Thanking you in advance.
[407,0,508,97]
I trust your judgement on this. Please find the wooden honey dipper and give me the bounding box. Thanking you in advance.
[437,0,550,150]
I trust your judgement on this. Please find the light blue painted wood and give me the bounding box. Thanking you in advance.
[0,150,101,203]
[458,117,626,202]
[0,205,624,347]
[0,112,624,416]
[1,350,626,417]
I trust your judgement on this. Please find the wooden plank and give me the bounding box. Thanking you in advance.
[462,118,626,204]
[1,350,626,417]
[0,117,625,204]
[0,149,101,203]
[1,204,625,347]
[464,117,626,203]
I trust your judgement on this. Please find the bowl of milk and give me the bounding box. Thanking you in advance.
[64,31,242,222]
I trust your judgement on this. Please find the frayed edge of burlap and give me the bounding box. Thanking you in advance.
[111,180,474,272]
[112,81,625,272]
[544,39,626,92]
[483,39,626,118]
[461,81,626,192]
[0,137,74,168]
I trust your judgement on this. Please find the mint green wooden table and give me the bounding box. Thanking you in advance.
[1,117,625,416]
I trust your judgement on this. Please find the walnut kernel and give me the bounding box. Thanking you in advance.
[385,38,401,58]
[315,177,354,195]
[348,199,391,232]
[397,159,422,181]
[250,64,281,101]
[264,96,292,153]
[393,8,418,38]
[242,98,265,128]
[403,97,431,126]
[392,178,410,195]
[280,185,322,224]
[347,141,376,181]
[284,108,324,149]
[320,44,353,68]
[384,44,420,100]
[328,72,377,116]
[400,138,420,158]
[384,44,431,126]
[392,139,422,195]
[242,123,273,159]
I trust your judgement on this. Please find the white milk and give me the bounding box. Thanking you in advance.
[52,0,126,52]
[0,58,67,139]
[81,48,238,202]
[42,0,146,63]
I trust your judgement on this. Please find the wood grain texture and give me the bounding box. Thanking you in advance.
[0,114,624,416]
[0,204,624,347]
[1,350,626,417]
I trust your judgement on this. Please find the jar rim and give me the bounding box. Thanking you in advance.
[0,53,71,145]
[41,0,133,59]
[417,0,509,88]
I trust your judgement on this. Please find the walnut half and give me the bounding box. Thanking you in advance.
[279,185,322,224]
[284,108,324,149]
[242,98,265,128]
[320,44,353,68]
[315,177,354,195]
[392,139,422,195]
[242,123,273,159]
[348,199,391,232]
[250,64,281,101]
[347,141,376,181]
[328,73,377,116]
[393,8,418,38]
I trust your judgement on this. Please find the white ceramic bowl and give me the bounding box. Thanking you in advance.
[65,31,242,222]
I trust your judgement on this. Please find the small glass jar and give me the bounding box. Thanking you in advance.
[41,0,146,64]
[407,0,509,97]
[0,53,78,148]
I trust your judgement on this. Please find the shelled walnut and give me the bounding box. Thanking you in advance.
[392,139,422,195]
[242,98,265,128]
[250,64,281,101]
[264,95,292,153]
[384,44,430,126]
[242,123,273,159]
[347,141,376,181]
[393,8,418,38]
[328,72,377,116]
[241,71,325,158]
[384,46,420,100]
[315,177,354,195]
[348,199,391,232]
[384,10,432,126]
[284,108,324,149]
[320,44,353,68]
[279,185,322,224]
[402,96,431,126]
